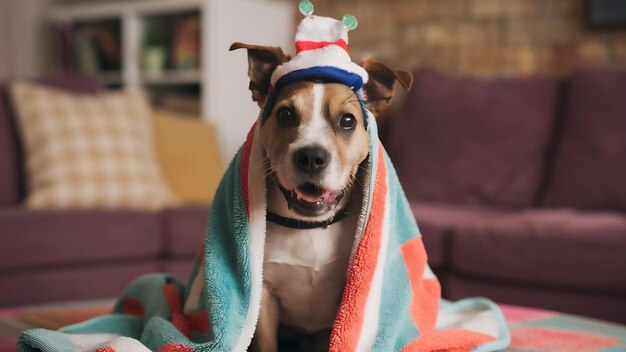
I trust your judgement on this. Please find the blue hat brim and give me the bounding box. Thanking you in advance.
[274,66,364,92]
[262,66,366,127]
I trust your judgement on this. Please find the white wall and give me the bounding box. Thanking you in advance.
[0,0,53,79]
[204,0,294,163]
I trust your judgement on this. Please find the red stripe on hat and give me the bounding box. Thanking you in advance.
[296,39,348,54]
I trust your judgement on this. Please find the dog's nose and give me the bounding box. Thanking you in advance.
[293,146,330,174]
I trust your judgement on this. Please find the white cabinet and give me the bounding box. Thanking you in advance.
[51,0,294,161]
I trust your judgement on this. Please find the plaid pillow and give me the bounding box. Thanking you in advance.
[11,82,178,210]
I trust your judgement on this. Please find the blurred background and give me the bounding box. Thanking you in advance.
[2,0,626,157]
[3,0,626,77]
[1,0,626,158]
[307,0,626,77]
[1,0,626,332]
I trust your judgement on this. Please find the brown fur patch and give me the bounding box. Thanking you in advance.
[261,81,369,191]
[261,81,314,169]
[322,84,369,181]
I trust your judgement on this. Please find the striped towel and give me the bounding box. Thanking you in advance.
[18,108,510,351]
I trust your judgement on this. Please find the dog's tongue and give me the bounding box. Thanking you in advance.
[296,189,340,205]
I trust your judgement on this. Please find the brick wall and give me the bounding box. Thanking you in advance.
[298,0,626,77]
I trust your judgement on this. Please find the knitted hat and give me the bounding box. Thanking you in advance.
[270,0,368,92]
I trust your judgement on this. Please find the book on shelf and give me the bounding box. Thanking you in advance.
[141,13,201,76]
[171,15,201,70]
[74,30,99,75]
[59,21,121,78]
[54,13,202,88]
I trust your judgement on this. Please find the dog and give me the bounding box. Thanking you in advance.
[230,42,412,352]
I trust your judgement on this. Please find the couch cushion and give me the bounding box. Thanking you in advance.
[415,221,448,269]
[411,202,456,268]
[444,207,626,294]
[445,275,626,324]
[386,69,558,208]
[162,259,196,282]
[411,201,506,268]
[0,208,163,270]
[0,261,159,307]
[162,206,209,257]
[0,76,100,205]
[543,67,626,211]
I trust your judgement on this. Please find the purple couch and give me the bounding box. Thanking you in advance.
[384,66,626,324]
[2,70,625,325]
[0,76,208,307]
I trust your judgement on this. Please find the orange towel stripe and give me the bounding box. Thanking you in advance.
[400,237,440,332]
[329,144,387,352]
[400,238,495,351]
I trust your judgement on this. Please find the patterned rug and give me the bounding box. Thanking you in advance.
[1,300,625,351]
[0,299,114,352]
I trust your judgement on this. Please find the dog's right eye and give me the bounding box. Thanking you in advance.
[276,107,298,128]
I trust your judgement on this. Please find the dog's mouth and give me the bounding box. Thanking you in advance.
[278,182,345,217]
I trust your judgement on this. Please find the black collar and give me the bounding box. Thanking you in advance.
[266,206,350,229]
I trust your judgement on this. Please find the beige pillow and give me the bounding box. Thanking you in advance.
[153,110,224,205]
[152,109,224,205]
[11,82,178,210]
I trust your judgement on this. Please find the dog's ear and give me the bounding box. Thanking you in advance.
[230,42,291,107]
[360,59,413,117]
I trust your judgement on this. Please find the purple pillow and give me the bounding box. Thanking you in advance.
[0,75,100,205]
[386,69,558,208]
[543,67,626,211]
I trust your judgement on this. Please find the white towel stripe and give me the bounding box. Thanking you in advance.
[355,161,391,351]
[234,125,268,351]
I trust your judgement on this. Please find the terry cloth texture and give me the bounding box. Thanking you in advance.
[18,106,510,351]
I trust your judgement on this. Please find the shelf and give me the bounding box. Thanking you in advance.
[141,70,201,85]
[96,71,123,85]
[50,0,294,162]
[90,70,200,86]
[50,0,204,22]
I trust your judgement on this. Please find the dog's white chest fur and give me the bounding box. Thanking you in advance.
[263,207,357,333]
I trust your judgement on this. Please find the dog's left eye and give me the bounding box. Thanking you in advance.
[339,114,356,130]
[276,107,298,128]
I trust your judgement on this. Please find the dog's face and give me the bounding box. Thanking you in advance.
[261,81,369,217]
[230,42,413,218]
